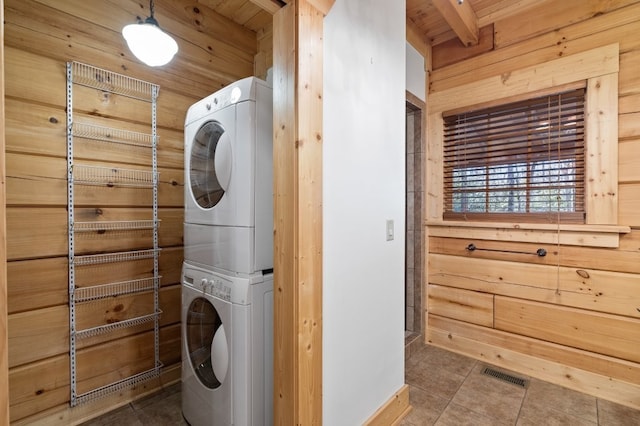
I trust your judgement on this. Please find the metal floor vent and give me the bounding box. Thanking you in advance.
[481,366,528,388]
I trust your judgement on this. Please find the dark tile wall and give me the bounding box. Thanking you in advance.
[406,105,424,335]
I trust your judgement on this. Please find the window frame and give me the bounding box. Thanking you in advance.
[426,44,620,228]
[441,87,587,224]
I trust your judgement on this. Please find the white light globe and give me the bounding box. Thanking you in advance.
[123,22,178,67]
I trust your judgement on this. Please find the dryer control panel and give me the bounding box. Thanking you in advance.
[200,277,231,302]
[183,263,258,306]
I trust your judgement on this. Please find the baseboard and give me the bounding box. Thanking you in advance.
[363,384,411,426]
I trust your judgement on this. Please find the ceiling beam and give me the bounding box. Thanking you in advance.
[307,0,335,15]
[407,17,430,59]
[431,0,479,47]
[249,0,286,15]
[252,0,334,16]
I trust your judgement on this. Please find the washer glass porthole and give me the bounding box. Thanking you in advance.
[186,297,226,389]
[190,121,226,209]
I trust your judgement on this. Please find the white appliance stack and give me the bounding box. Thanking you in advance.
[181,77,273,426]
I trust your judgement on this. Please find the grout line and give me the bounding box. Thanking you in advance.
[432,356,478,425]
[515,377,528,425]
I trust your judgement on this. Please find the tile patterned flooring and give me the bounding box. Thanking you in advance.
[401,343,640,426]
[83,342,640,425]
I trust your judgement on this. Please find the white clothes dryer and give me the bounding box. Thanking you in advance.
[181,263,273,426]
[184,77,273,275]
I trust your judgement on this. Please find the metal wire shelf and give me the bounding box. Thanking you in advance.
[75,364,163,406]
[72,122,155,148]
[74,276,161,303]
[74,249,159,266]
[70,61,158,102]
[75,310,162,340]
[73,164,157,188]
[74,220,158,233]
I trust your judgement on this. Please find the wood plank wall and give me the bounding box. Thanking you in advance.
[3,0,270,422]
[1,0,10,423]
[426,0,640,410]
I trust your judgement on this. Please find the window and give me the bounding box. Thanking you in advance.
[442,88,585,223]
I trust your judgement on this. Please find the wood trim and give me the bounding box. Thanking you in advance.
[429,43,620,113]
[405,91,425,111]
[427,45,621,230]
[585,73,618,225]
[363,384,411,426]
[0,1,9,423]
[427,222,629,248]
[273,1,324,424]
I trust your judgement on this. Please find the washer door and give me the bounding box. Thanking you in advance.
[189,121,232,209]
[185,297,229,389]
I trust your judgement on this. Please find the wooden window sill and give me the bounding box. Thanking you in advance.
[425,221,631,248]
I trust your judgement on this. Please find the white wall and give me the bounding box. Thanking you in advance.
[323,1,406,424]
[406,42,426,101]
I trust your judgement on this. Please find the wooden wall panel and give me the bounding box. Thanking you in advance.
[492,0,636,48]
[6,207,67,260]
[8,305,68,368]
[159,247,185,286]
[619,50,640,96]
[9,323,181,423]
[9,355,69,423]
[76,293,156,332]
[4,47,198,130]
[7,257,67,314]
[620,93,640,115]
[73,285,181,350]
[425,0,640,411]
[5,0,251,95]
[76,333,157,395]
[4,0,265,420]
[494,296,640,363]
[620,140,640,182]
[429,252,640,319]
[0,2,8,422]
[428,285,493,327]
[429,235,640,274]
[431,4,640,86]
[619,183,640,226]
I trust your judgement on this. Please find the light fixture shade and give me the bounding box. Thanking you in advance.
[123,21,178,67]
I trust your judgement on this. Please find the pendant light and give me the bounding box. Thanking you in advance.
[122,0,178,67]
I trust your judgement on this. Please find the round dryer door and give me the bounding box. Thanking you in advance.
[185,297,229,389]
[189,121,232,209]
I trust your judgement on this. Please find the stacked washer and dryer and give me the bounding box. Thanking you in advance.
[181,77,273,426]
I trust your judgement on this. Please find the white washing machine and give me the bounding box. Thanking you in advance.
[181,263,273,426]
[184,77,273,276]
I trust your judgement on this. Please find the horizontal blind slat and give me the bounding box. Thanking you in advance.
[442,88,585,221]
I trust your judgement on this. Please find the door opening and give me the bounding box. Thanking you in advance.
[405,95,424,349]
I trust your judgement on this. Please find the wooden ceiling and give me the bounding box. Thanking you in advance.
[206,0,540,49]
[195,0,276,32]
[406,0,541,47]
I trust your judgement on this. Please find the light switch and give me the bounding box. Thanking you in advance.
[386,219,394,241]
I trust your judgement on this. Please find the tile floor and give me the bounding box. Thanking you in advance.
[83,342,640,425]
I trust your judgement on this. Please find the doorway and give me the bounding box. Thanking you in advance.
[405,94,425,352]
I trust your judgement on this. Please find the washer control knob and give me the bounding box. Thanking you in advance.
[200,278,207,290]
